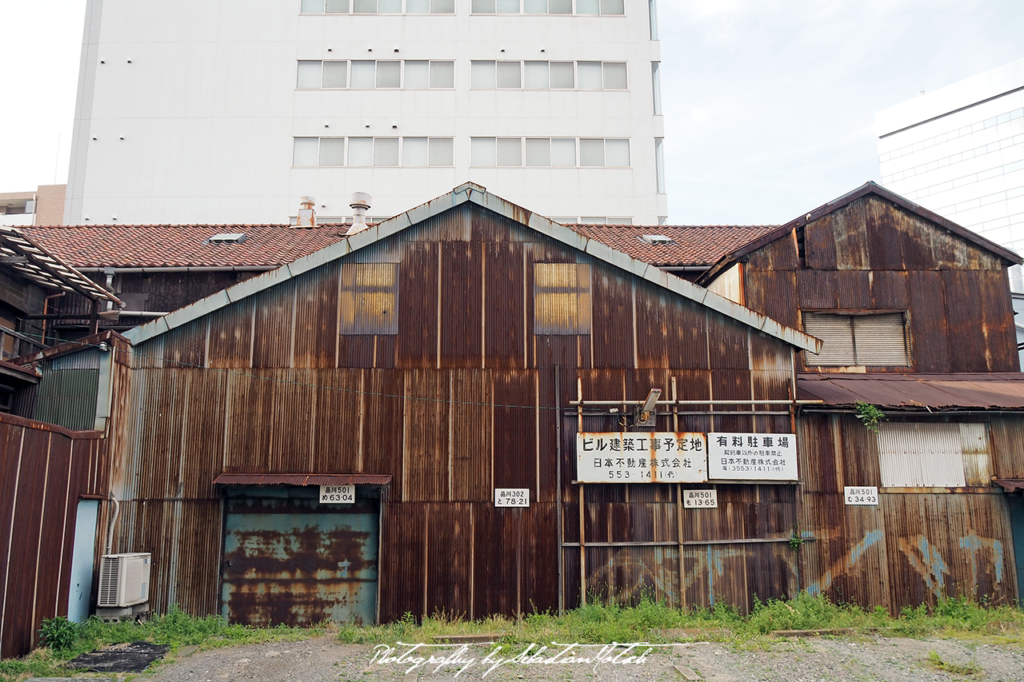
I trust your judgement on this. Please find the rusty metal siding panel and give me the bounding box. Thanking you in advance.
[182,371,226,499]
[483,242,526,369]
[403,370,449,502]
[863,197,907,270]
[835,271,873,309]
[989,416,1024,479]
[746,270,799,329]
[870,271,910,310]
[943,271,989,372]
[252,282,295,368]
[798,270,838,310]
[223,371,275,474]
[426,502,472,618]
[804,219,838,270]
[379,501,425,621]
[311,370,364,475]
[270,369,317,473]
[746,231,798,271]
[340,263,398,338]
[440,243,483,367]
[294,264,340,369]
[839,414,882,490]
[708,318,750,371]
[831,200,871,270]
[961,424,992,487]
[908,271,950,372]
[493,370,536,493]
[33,368,100,431]
[397,242,439,369]
[979,269,1019,372]
[362,370,404,499]
[590,266,632,368]
[587,546,680,608]
[163,318,207,369]
[451,370,491,502]
[534,263,592,336]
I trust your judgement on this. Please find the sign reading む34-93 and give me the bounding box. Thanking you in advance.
[576,432,798,483]
[576,433,708,483]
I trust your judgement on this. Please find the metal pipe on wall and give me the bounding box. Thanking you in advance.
[555,364,564,616]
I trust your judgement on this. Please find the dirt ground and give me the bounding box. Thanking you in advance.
[140,634,1024,681]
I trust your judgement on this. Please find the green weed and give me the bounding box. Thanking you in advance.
[926,649,982,676]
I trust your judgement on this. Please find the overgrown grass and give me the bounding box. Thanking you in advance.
[4,595,1023,681]
[926,650,983,676]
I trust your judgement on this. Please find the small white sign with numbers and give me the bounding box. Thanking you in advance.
[319,484,355,504]
[494,488,530,507]
[684,489,718,508]
[844,486,879,506]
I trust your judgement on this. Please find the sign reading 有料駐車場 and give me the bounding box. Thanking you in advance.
[707,432,798,481]
[576,433,708,483]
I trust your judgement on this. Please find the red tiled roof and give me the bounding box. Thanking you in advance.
[24,224,349,268]
[24,222,777,270]
[567,224,779,267]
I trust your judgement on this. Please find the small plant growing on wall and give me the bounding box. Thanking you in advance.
[855,401,886,434]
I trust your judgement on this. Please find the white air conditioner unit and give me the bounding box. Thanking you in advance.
[97,553,151,608]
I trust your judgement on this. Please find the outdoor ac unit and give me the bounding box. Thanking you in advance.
[97,553,151,608]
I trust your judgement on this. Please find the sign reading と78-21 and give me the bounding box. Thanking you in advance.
[576,433,707,483]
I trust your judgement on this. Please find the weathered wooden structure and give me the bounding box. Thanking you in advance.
[700,182,1024,611]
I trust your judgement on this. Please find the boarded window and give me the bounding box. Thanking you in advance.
[340,264,398,335]
[534,263,591,335]
[877,422,990,487]
[803,312,909,367]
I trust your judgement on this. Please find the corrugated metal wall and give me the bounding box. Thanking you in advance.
[109,202,1024,624]
[0,415,107,658]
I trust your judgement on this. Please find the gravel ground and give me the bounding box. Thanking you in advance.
[143,635,1024,682]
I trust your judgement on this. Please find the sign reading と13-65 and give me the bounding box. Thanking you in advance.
[320,484,355,504]
[708,433,798,481]
[576,433,708,483]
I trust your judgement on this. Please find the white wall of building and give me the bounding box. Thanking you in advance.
[65,0,667,226]
[876,58,1024,255]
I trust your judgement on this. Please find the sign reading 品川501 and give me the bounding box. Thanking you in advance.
[576,433,708,483]
[576,432,798,483]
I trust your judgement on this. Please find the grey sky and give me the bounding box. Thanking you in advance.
[1,1,1022,225]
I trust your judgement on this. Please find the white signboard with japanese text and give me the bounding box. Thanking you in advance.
[576,433,708,483]
[683,489,718,508]
[494,488,530,507]
[708,433,798,481]
[319,484,355,504]
[844,486,879,506]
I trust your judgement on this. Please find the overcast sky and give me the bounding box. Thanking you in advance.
[1,1,1022,224]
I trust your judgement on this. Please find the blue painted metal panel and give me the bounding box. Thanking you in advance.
[68,500,99,623]
[1008,497,1024,606]
[221,487,378,626]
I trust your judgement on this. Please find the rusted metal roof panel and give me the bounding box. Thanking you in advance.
[213,473,392,486]
[797,373,1024,409]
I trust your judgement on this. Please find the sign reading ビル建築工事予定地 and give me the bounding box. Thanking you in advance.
[707,433,798,481]
[576,433,707,483]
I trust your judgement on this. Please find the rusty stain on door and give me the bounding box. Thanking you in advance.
[220,488,379,626]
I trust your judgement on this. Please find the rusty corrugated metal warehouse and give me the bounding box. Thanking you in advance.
[14,181,1024,642]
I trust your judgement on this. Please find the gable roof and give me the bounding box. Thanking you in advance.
[566,223,778,267]
[25,224,348,269]
[697,181,1023,286]
[124,183,822,353]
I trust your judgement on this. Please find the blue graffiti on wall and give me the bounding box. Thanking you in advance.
[806,530,884,597]
[959,534,1004,588]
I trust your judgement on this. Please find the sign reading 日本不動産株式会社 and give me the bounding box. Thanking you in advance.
[576,433,708,483]
[707,433,798,481]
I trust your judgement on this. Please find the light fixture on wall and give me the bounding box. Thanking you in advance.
[634,388,662,427]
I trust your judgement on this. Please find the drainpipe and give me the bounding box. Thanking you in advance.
[105,492,120,556]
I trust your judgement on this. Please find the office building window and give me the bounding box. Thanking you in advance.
[655,137,665,192]
[304,0,454,12]
[472,0,623,14]
[651,62,662,115]
[470,137,626,167]
[470,61,626,90]
[534,263,592,335]
[340,264,399,335]
[802,312,910,367]
[293,137,454,167]
[298,60,454,89]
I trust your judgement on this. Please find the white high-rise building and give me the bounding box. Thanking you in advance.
[64,0,667,226]
[876,58,1024,256]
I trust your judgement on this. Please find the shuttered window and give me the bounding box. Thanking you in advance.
[534,263,592,335]
[340,264,398,335]
[877,422,991,487]
[803,312,909,367]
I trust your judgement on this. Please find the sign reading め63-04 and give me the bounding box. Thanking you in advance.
[707,432,798,481]
[576,433,707,483]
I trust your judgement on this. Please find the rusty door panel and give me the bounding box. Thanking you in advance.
[221,491,379,626]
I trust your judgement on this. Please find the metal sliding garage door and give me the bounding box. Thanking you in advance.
[220,486,379,626]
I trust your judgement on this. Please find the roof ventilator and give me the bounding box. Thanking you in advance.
[204,233,248,244]
[346,192,372,236]
[639,234,674,245]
